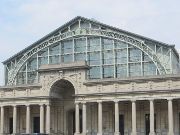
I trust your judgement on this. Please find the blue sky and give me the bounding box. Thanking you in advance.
[0,0,180,85]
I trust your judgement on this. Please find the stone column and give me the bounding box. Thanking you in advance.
[40,104,45,134]
[13,105,17,134]
[75,103,80,135]
[149,100,155,135]
[82,102,87,135]
[131,100,136,135]
[97,101,102,135]
[114,101,120,135]
[26,105,30,134]
[46,104,51,134]
[0,106,4,134]
[168,99,174,135]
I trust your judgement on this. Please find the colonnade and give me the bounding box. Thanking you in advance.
[0,104,50,134]
[75,99,175,135]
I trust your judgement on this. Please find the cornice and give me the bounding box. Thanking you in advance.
[84,74,180,85]
[0,83,42,90]
[38,61,89,72]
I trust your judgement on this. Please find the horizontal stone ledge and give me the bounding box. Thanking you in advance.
[38,61,90,72]
[0,83,42,90]
[84,74,180,85]
[75,88,180,97]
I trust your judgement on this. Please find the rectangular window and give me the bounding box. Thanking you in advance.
[103,51,114,65]
[74,38,86,53]
[115,41,127,49]
[27,57,37,71]
[116,49,127,64]
[27,71,37,84]
[62,40,73,54]
[116,64,127,78]
[75,53,86,61]
[102,38,113,50]
[143,62,156,76]
[129,48,141,62]
[49,43,60,55]
[89,66,101,79]
[62,54,73,63]
[88,37,100,52]
[38,48,48,57]
[129,63,141,77]
[38,57,48,67]
[103,66,114,78]
[49,55,60,64]
[88,52,100,65]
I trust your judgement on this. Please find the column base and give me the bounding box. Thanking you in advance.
[168,132,174,135]
[74,133,80,135]
[97,133,103,135]
[114,132,120,135]
[131,132,137,135]
[149,132,156,135]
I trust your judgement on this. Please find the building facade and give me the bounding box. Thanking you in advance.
[0,16,180,135]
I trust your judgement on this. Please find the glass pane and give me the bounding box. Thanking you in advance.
[129,48,141,62]
[75,53,86,61]
[17,72,26,84]
[102,38,113,50]
[27,71,37,84]
[74,38,86,53]
[88,37,100,51]
[103,51,114,65]
[115,41,127,49]
[142,52,151,61]
[62,40,73,54]
[27,57,37,71]
[88,52,100,65]
[49,43,60,55]
[38,57,48,67]
[116,49,127,64]
[81,21,89,28]
[103,66,114,78]
[38,48,48,57]
[129,63,141,77]
[17,66,26,84]
[116,64,127,78]
[143,62,156,76]
[49,55,60,64]
[89,66,101,79]
[62,54,73,63]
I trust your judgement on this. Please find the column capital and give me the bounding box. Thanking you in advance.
[81,101,87,104]
[131,99,136,102]
[149,99,155,102]
[114,100,119,103]
[26,104,30,107]
[97,100,103,103]
[167,98,174,101]
[39,104,44,106]
[12,105,17,107]
[75,101,80,105]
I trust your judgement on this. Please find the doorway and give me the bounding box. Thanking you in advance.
[33,117,40,133]
[9,117,13,134]
[119,114,124,135]
[68,110,82,135]
[145,114,156,135]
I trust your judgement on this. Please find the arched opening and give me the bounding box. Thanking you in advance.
[50,79,75,100]
[50,79,82,135]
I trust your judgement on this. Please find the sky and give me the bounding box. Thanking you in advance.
[0,0,180,85]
